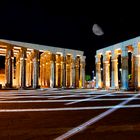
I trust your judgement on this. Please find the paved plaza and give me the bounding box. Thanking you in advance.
[0,89,140,139]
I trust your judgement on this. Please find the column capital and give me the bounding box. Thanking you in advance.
[111,50,118,59]
[81,56,86,62]
[6,46,13,58]
[7,44,13,49]
[95,54,101,63]
[32,49,39,59]
[121,50,128,57]
[133,44,140,55]
[51,53,56,61]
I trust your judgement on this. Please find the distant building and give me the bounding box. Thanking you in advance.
[0,39,86,89]
[95,36,140,90]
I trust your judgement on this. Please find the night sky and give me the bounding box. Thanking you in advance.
[0,1,140,77]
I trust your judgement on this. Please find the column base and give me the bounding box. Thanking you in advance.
[134,88,140,91]
[95,84,102,89]
[121,87,129,90]
[110,86,119,90]
[32,85,40,89]
[5,83,12,88]
[104,86,110,90]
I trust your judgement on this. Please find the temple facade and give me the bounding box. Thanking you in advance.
[0,39,86,89]
[95,36,140,90]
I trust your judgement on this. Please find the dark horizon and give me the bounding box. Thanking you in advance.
[0,2,140,78]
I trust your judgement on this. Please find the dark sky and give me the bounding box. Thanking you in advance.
[0,1,139,77]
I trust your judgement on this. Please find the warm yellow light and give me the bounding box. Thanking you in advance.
[56,52,62,55]
[79,80,82,88]
[76,55,81,57]
[14,46,21,50]
[138,66,140,87]
[106,50,111,53]
[67,53,72,56]
[0,54,5,56]
[115,48,121,51]
[0,48,6,51]
[27,48,33,51]
[14,50,19,53]
[39,50,45,52]
[0,74,5,87]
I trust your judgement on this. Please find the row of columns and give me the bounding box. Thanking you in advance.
[39,53,85,88]
[95,46,140,90]
[4,45,86,89]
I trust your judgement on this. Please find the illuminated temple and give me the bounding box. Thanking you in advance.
[95,36,140,90]
[0,39,86,89]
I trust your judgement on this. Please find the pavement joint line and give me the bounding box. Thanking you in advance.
[0,94,101,100]
[65,91,117,105]
[0,103,140,111]
[115,91,137,94]
[0,92,137,101]
[55,93,140,140]
[0,92,105,98]
[47,94,104,99]
[0,90,113,96]
[48,94,85,99]
[0,90,138,96]
[0,96,63,99]
[0,97,139,103]
[0,93,71,96]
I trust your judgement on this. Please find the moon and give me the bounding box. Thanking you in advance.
[92,24,104,36]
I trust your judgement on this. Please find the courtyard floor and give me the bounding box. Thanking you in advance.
[0,89,140,139]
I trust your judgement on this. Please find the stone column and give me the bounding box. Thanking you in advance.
[50,54,55,88]
[26,54,31,87]
[12,55,15,86]
[103,55,110,89]
[32,50,39,89]
[20,48,27,89]
[138,58,140,89]
[26,55,29,87]
[82,60,86,88]
[121,49,128,90]
[111,52,118,89]
[133,44,140,90]
[79,57,83,88]
[62,56,66,88]
[66,55,73,88]
[72,58,75,88]
[80,56,86,88]
[42,59,45,87]
[40,56,43,87]
[95,54,101,88]
[5,45,13,88]
[75,56,80,88]
[131,53,135,89]
[16,53,20,88]
[60,55,63,88]
[50,61,55,88]
[70,58,73,87]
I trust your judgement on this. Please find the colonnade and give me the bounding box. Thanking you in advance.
[0,40,86,89]
[39,52,86,88]
[95,40,140,90]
